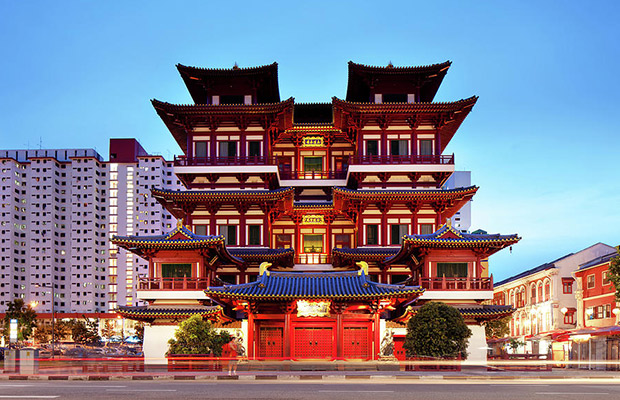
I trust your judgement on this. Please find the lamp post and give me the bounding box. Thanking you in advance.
[35,283,55,359]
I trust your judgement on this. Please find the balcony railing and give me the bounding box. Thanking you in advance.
[418,276,492,291]
[138,277,210,290]
[174,155,273,166]
[350,154,454,165]
[295,254,331,264]
[278,169,347,180]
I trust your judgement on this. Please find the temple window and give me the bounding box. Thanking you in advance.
[390,224,408,245]
[248,225,261,246]
[220,95,245,105]
[390,274,409,284]
[195,141,208,158]
[161,263,192,278]
[382,93,408,103]
[195,225,207,235]
[275,234,292,249]
[303,156,323,172]
[303,234,323,253]
[218,274,236,284]
[219,225,237,246]
[436,262,467,278]
[419,224,434,235]
[218,141,237,158]
[366,140,378,156]
[248,141,261,157]
[390,140,408,156]
[334,234,350,249]
[366,225,379,245]
[419,140,433,156]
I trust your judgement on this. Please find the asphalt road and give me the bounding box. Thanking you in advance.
[0,379,619,400]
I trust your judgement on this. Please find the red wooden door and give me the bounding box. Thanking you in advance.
[343,327,370,360]
[393,335,406,361]
[294,327,334,359]
[259,326,283,359]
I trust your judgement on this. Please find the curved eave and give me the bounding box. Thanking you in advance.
[152,187,294,202]
[392,305,515,323]
[332,247,400,262]
[205,288,424,302]
[333,186,478,201]
[116,305,233,323]
[333,96,477,113]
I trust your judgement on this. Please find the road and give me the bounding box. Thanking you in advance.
[0,379,619,400]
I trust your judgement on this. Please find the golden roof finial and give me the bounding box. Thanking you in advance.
[446,218,451,227]
[356,261,369,276]
[176,218,184,230]
[259,262,272,276]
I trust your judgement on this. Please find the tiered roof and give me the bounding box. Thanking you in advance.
[177,63,280,105]
[346,61,451,103]
[206,270,423,301]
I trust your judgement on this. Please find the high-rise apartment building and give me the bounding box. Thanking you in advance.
[0,141,181,314]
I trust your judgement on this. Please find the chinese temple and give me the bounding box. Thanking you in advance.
[113,61,520,364]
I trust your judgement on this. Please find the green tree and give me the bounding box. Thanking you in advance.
[607,247,620,301]
[33,320,70,344]
[100,320,116,346]
[485,315,511,339]
[167,315,231,356]
[2,299,37,341]
[68,318,101,345]
[403,302,472,359]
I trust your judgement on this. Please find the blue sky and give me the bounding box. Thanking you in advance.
[1,1,618,280]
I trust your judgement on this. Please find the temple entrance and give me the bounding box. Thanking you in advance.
[293,327,334,359]
[258,326,283,359]
[343,326,371,360]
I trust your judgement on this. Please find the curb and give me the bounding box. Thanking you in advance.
[2,374,620,381]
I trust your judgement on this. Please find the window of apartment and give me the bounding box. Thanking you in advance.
[419,139,433,156]
[248,225,261,246]
[436,262,468,278]
[220,225,237,246]
[564,312,574,325]
[390,140,408,156]
[530,285,537,304]
[603,271,611,285]
[544,280,551,300]
[366,225,379,245]
[390,224,408,245]
[587,274,596,289]
[562,280,573,294]
[248,141,261,158]
[218,141,237,158]
[605,304,612,318]
[419,224,434,235]
[366,140,379,156]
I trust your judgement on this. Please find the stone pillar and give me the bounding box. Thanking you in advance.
[143,324,178,365]
[463,324,487,366]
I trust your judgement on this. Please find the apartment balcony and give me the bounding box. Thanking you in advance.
[417,276,494,300]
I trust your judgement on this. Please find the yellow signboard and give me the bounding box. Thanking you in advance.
[301,215,325,225]
[301,136,324,147]
[297,300,331,317]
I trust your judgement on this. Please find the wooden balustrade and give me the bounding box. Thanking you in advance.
[138,277,210,290]
[417,276,493,291]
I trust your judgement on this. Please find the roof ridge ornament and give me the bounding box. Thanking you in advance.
[176,218,184,230]
[356,261,369,276]
[259,261,272,277]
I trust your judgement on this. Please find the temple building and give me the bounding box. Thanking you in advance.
[112,61,519,364]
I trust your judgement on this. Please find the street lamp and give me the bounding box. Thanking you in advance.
[35,283,55,359]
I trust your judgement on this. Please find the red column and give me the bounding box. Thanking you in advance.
[336,312,343,360]
[284,309,292,358]
[247,310,255,360]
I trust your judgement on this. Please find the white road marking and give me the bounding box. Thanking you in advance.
[319,390,394,393]
[0,397,60,399]
[105,389,177,392]
[535,393,609,395]
[491,384,550,386]
[0,385,35,387]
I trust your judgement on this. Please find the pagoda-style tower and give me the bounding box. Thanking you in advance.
[113,61,519,364]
